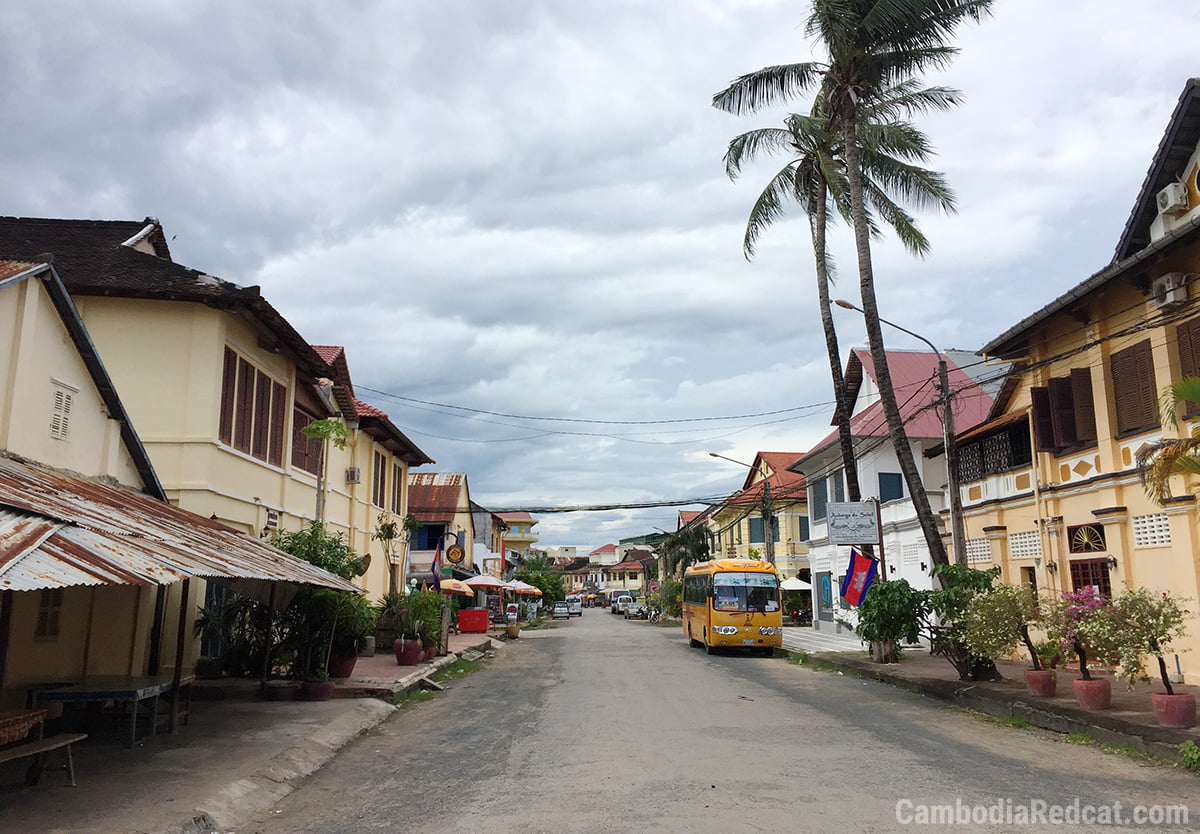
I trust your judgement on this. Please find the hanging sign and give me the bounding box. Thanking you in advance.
[446,544,466,564]
[827,502,880,545]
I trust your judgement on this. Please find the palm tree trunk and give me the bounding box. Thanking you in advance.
[812,175,863,505]
[840,109,949,567]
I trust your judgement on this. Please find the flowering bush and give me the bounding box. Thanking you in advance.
[961,584,1042,669]
[1041,587,1120,681]
[1105,588,1190,694]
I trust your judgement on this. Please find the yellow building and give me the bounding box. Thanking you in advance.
[0,260,356,708]
[0,218,433,614]
[963,79,1200,677]
[497,511,538,566]
[706,452,809,579]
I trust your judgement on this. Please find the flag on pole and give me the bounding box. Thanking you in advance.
[430,536,444,593]
[839,548,877,607]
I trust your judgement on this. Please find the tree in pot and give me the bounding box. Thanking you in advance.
[1042,587,1120,710]
[855,579,927,664]
[408,590,446,661]
[327,594,377,678]
[1106,587,1193,727]
[377,593,423,665]
[960,584,1052,695]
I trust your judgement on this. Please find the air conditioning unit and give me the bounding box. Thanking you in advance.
[1156,182,1188,215]
[345,466,362,484]
[1152,272,1189,309]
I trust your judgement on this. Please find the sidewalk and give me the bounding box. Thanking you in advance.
[781,625,1199,764]
[0,632,504,834]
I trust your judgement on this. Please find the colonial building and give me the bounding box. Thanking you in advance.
[963,78,1200,675]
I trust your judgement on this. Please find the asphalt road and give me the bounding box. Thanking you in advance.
[249,610,1198,833]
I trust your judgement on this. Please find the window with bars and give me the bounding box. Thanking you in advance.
[1132,513,1171,547]
[1031,368,1097,454]
[1008,530,1042,559]
[958,420,1033,482]
[219,347,286,465]
[372,451,387,507]
[1070,558,1112,598]
[49,382,76,440]
[291,407,323,475]
[1110,339,1158,435]
[965,538,991,563]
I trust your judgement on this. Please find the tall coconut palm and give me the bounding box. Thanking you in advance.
[1137,377,1200,503]
[713,0,992,567]
[723,88,955,509]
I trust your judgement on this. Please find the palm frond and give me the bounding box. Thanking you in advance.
[712,63,825,116]
[743,163,803,259]
[1137,437,1200,504]
[724,128,795,179]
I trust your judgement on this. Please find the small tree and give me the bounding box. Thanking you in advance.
[1041,587,1120,681]
[856,579,928,663]
[960,584,1042,670]
[1106,588,1190,695]
[925,564,1001,681]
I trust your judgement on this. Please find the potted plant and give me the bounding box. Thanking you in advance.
[961,584,1053,695]
[1042,587,1119,710]
[409,590,445,660]
[327,594,377,678]
[378,592,423,665]
[1107,587,1193,727]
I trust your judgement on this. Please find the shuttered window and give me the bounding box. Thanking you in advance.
[218,347,287,465]
[1110,340,1157,435]
[372,451,387,507]
[810,479,828,521]
[1177,318,1200,417]
[1030,368,1097,454]
[49,383,75,440]
[291,407,323,475]
[391,462,404,513]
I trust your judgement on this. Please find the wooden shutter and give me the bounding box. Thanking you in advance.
[1030,387,1056,451]
[219,347,237,445]
[1179,318,1200,417]
[267,381,286,466]
[1047,377,1076,447]
[234,358,254,452]
[1070,368,1097,443]
[1111,340,1157,434]
[251,371,270,460]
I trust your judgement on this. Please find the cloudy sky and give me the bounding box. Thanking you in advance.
[6,1,1198,552]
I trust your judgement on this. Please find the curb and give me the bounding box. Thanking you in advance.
[181,638,501,834]
[797,651,1194,766]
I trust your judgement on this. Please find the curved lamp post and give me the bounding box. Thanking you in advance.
[832,300,966,567]
[709,452,775,565]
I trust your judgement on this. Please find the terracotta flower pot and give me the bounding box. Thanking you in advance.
[1072,677,1112,710]
[1151,692,1197,728]
[394,637,422,666]
[1024,669,1057,697]
[327,653,357,679]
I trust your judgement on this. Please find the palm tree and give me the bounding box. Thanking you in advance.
[1137,377,1200,503]
[713,0,992,567]
[660,526,711,577]
[722,88,955,509]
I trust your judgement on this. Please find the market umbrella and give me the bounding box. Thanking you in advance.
[464,574,508,590]
[506,580,541,595]
[780,577,812,591]
[439,578,474,596]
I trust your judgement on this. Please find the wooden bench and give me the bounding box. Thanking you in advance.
[0,733,87,786]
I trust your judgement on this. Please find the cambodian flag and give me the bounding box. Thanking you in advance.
[430,537,443,593]
[840,549,877,607]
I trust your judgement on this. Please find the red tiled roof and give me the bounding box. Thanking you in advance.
[590,543,616,555]
[311,345,343,365]
[678,510,701,527]
[353,398,386,418]
[607,559,645,572]
[0,260,39,281]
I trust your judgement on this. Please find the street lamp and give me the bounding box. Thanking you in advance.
[832,300,966,567]
[708,452,775,565]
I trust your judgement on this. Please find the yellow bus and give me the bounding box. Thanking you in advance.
[681,559,783,655]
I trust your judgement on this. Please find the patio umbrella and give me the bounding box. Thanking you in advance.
[464,574,508,590]
[439,578,474,596]
[780,577,812,591]
[505,579,542,595]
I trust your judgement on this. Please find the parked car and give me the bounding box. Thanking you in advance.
[623,602,648,620]
[551,601,570,619]
[613,595,634,615]
[567,598,583,617]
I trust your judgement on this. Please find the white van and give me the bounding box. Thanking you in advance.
[613,595,634,615]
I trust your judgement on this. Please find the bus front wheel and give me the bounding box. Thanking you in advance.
[704,638,716,655]
[688,628,701,648]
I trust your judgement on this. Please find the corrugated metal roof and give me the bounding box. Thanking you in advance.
[408,472,467,522]
[0,456,361,593]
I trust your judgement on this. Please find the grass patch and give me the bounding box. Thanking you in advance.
[433,656,481,683]
[1066,733,1095,745]
[1099,743,1157,763]
[788,651,811,665]
[392,689,437,708]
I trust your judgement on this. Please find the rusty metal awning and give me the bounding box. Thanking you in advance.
[0,456,360,596]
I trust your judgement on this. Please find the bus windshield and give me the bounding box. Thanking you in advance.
[712,572,779,613]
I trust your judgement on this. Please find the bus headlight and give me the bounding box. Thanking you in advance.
[758,626,782,636]
[714,626,739,635]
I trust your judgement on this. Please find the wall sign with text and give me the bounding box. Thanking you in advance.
[826,502,880,545]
